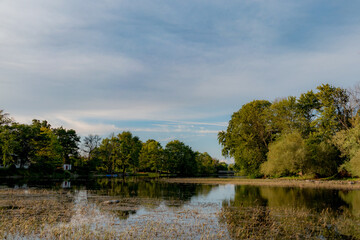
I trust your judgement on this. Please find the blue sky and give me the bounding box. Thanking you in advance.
[1,1,360,162]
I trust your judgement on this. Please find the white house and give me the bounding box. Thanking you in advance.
[63,164,72,171]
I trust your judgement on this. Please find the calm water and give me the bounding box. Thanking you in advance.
[1,177,360,239]
[1,177,358,212]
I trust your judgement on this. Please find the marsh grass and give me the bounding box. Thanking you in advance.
[0,189,74,239]
[219,205,360,239]
[0,188,229,239]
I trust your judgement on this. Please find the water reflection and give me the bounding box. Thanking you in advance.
[2,178,360,214]
[90,178,215,201]
[2,178,360,239]
[340,190,360,217]
[221,185,360,239]
[226,185,351,212]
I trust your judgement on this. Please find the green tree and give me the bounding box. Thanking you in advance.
[0,110,12,126]
[53,127,80,165]
[139,139,163,173]
[31,121,62,171]
[314,84,351,139]
[10,123,35,168]
[260,131,308,177]
[265,96,299,136]
[218,100,272,176]
[296,90,319,136]
[333,117,360,176]
[83,134,101,161]
[196,152,218,175]
[0,125,17,166]
[305,134,340,177]
[98,135,116,173]
[114,131,142,175]
[165,140,196,176]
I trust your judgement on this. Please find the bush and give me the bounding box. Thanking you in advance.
[261,132,307,177]
[341,150,360,177]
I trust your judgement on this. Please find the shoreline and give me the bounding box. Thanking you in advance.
[161,178,360,190]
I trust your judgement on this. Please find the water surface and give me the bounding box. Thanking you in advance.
[1,178,360,239]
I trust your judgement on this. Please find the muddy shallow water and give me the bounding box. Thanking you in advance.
[1,178,360,239]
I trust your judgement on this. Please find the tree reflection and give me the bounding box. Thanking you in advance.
[224,185,348,212]
[220,185,360,239]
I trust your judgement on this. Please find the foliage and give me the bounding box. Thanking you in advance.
[313,84,351,139]
[139,139,164,173]
[333,116,360,177]
[97,136,116,173]
[114,131,142,173]
[220,83,358,177]
[164,140,197,176]
[218,100,272,175]
[265,96,299,136]
[0,109,225,176]
[305,136,340,177]
[260,131,308,177]
[53,127,80,165]
[31,125,62,171]
[196,152,218,175]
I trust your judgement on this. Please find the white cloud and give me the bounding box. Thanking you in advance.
[2,0,360,160]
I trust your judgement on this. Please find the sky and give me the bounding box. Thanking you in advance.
[1,1,360,162]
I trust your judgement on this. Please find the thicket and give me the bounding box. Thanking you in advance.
[0,110,226,176]
[219,83,360,178]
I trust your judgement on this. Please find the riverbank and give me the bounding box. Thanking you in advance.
[162,177,360,190]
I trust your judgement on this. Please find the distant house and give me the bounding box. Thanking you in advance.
[61,181,71,188]
[63,164,72,171]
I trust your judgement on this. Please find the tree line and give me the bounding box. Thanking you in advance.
[0,111,227,176]
[218,83,360,178]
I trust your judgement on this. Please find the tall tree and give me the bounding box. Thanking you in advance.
[114,131,142,175]
[218,100,272,176]
[333,116,360,176]
[196,152,218,175]
[10,123,35,168]
[265,96,299,136]
[260,131,308,177]
[28,120,63,171]
[314,84,351,139]
[83,134,101,161]
[165,140,196,176]
[31,126,62,171]
[53,127,80,165]
[139,139,163,173]
[296,90,319,136]
[98,135,116,173]
[0,125,17,166]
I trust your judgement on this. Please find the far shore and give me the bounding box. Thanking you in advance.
[162,177,360,190]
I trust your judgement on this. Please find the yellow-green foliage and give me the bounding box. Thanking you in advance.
[342,151,360,177]
[261,131,307,177]
[333,116,360,177]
